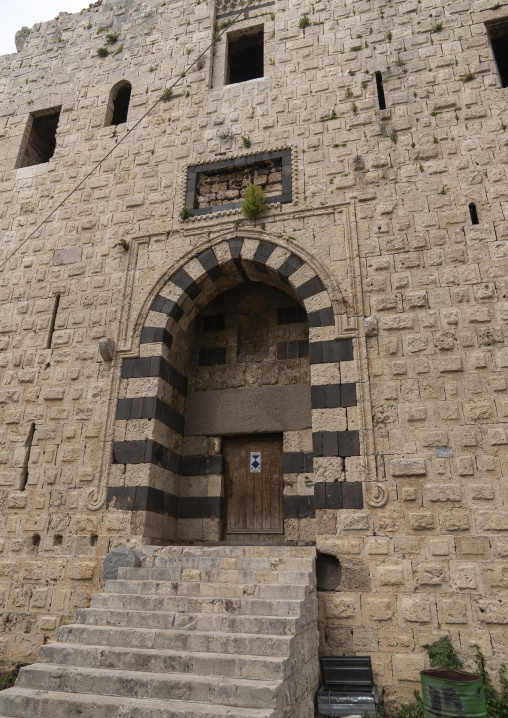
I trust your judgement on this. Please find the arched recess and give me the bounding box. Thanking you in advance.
[109,236,364,542]
[105,80,132,127]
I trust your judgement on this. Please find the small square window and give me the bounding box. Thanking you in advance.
[17,107,61,168]
[487,20,508,87]
[227,26,264,85]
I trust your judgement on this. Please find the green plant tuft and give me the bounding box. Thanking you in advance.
[462,71,475,82]
[432,22,443,32]
[105,31,119,44]
[114,239,130,251]
[97,47,109,58]
[179,206,192,220]
[299,15,311,29]
[161,89,172,102]
[241,184,266,220]
[241,136,252,148]
[0,668,19,691]
[392,690,425,718]
[424,635,463,670]
[113,44,123,55]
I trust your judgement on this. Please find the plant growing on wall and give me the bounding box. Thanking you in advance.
[423,635,463,670]
[299,15,310,29]
[179,206,192,220]
[97,47,109,57]
[106,32,120,44]
[241,184,266,220]
[114,239,130,251]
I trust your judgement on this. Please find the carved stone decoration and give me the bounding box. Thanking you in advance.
[365,482,389,508]
[215,0,250,13]
[99,337,115,362]
[364,316,378,336]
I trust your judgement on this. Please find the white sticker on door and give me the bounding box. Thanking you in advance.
[250,451,261,473]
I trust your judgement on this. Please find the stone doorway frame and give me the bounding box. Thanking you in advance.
[91,231,382,541]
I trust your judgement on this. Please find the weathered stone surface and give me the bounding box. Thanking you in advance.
[102,548,141,580]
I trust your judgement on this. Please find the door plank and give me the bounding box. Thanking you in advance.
[224,435,283,534]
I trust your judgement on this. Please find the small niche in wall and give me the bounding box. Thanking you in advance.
[16,107,61,169]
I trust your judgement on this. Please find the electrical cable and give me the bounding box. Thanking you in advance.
[0,0,258,271]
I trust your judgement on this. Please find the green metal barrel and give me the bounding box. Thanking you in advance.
[420,669,486,718]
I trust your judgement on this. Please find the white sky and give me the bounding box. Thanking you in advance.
[0,0,90,56]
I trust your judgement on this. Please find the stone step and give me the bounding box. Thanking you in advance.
[118,567,314,586]
[37,643,288,682]
[75,607,304,635]
[18,662,283,708]
[106,579,309,600]
[90,592,303,617]
[141,545,316,560]
[58,624,293,656]
[0,687,276,718]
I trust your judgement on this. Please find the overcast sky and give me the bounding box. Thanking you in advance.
[0,0,89,56]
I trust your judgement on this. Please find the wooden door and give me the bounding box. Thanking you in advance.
[224,435,283,535]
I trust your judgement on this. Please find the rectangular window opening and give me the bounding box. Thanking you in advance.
[17,107,61,169]
[227,26,264,85]
[487,20,508,87]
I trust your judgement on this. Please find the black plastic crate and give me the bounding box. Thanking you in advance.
[320,656,374,690]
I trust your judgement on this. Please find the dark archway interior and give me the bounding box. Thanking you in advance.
[182,281,311,437]
[228,29,264,84]
[111,84,132,125]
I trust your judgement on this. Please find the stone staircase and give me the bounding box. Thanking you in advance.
[0,545,319,718]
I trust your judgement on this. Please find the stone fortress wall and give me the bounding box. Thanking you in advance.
[0,0,508,711]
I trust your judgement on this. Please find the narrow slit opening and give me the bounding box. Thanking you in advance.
[47,294,61,349]
[469,202,479,225]
[375,71,386,110]
[20,423,36,491]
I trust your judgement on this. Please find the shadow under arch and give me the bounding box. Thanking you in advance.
[109,235,364,543]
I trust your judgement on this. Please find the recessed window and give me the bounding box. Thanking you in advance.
[16,108,61,168]
[105,81,132,126]
[227,26,264,84]
[185,149,292,217]
[487,21,508,87]
[90,534,98,546]
[53,535,63,546]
